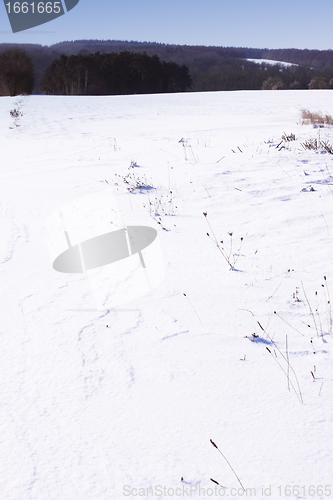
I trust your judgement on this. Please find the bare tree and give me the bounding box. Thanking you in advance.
[0,49,34,96]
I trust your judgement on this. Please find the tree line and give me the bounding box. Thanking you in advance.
[189,57,333,91]
[2,42,333,96]
[39,51,192,95]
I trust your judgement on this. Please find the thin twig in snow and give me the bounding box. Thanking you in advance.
[210,439,245,492]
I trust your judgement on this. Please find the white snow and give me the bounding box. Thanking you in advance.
[247,58,297,67]
[1,89,333,499]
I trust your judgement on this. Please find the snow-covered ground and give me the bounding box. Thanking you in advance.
[247,58,297,67]
[1,89,333,499]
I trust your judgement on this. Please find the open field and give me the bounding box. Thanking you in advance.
[1,89,333,499]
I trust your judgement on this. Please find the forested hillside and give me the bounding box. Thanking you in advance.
[1,40,333,94]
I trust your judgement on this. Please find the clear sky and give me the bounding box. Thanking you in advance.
[0,0,332,50]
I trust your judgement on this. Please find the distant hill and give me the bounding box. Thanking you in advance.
[46,41,333,70]
[0,40,250,93]
[1,40,333,94]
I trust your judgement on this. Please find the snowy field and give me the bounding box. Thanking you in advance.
[1,89,333,499]
[246,58,297,67]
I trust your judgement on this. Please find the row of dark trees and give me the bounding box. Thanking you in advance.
[39,51,192,95]
[25,49,333,95]
[190,58,325,91]
[0,41,248,93]
[3,42,333,96]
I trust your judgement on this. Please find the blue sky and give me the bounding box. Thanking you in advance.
[0,0,332,50]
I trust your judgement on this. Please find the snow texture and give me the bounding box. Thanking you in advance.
[1,90,333,499]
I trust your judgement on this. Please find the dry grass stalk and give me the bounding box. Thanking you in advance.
[258,321,303,403]
[203,212,243,271]
[301,109,333,127]
[210,439,245,492]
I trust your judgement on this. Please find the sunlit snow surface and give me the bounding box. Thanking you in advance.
[1,90,333,499]
[246,58,297,67]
